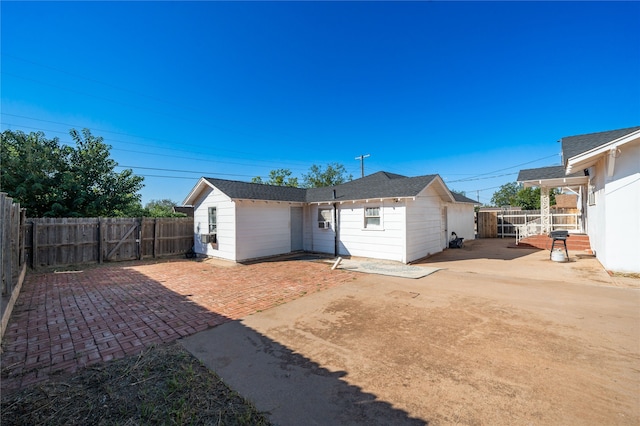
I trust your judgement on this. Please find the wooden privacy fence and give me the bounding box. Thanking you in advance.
[25,217,194,270]
[476,212,498,238]
[1,193,27,340]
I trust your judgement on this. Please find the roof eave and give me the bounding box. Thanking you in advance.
[182,177,217,206]
[519,176,588,188]
[566,130,640,174]
[426,175,456,203]
[311,195,417,205]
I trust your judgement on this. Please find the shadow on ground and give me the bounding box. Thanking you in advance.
[413,238,541,264]
[1,259,426,425]
[182,321,427,425]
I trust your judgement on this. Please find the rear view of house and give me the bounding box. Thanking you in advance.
[182,171,476,264]
[518,126,640,273]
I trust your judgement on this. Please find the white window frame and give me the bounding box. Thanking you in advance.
[206,206,218,247]
[364,206,382,229]
[318,208,333,229]
[208,207,217,233]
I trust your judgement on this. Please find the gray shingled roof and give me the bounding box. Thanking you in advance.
[204,171,447,203]
[451,192,477,204]
[562,126,640,165]
[305,171,439,202]
[204,178,307,202]
[517,165,583,181]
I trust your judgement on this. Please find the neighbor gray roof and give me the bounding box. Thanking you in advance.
[203,171,449,203]
[451,192,478,204]
[305,172,439,203]
[562,126,640,165]
[204,178,307,202]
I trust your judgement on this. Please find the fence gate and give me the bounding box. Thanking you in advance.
[103,218,141,262]
[476,212,498,238]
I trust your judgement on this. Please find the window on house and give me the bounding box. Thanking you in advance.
[588,185,596,206]
[364,206,381,228]
[318,208,332,229]
[208,207,217,233]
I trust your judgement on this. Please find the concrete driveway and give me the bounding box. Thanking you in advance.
[181,239,640,425]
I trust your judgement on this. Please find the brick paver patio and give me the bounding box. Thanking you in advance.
[1,257,354,394]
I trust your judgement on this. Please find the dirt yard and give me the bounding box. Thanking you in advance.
[200,239,640,425]
[3,239,638,425]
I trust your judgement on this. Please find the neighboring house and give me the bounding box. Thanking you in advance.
[518,126,640,273]
[173,205,194,218]
[181,171,477,264]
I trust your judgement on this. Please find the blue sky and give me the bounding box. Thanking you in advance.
[2,1,639,206]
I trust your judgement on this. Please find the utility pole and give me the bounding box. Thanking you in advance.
[355,154,370,178]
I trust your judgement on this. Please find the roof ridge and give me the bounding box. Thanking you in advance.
[205,177,278,186]
[562,125,640,140]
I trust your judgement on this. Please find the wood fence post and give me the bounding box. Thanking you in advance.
[1,194,7,294]
[153,218,159,259]
[4,200,13,295]
[19,209,26,267]
[31,221,38,271]
[137,218,143,260]
[98,218,104,264]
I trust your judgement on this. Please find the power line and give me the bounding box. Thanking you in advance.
[447,154,558,183]
[445,172,518,183]
[1,55,318,146]
[116,165,256,178]
[2,53,195,111]
[134,174,201,180]
[1,119,315,172]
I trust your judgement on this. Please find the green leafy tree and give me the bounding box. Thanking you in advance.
[514,187,557,210]
[491,182,556,209]
[251,169,299,187]
[302,163,352,188]
[1,130,65,216]
[1,128,144,217]
[144,199,186,217]
[490,182,520,207]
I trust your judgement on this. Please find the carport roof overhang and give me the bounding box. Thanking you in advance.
[520,175,588,188]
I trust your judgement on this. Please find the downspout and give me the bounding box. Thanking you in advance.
[333,190,339,257]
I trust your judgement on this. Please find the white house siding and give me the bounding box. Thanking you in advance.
[193,187,237,261]
[405,187,444,263]
[337,201,405,262]
[307,204,336,255]
[588,141,640,273]
[235,201,293,261]
[446,202,475,243]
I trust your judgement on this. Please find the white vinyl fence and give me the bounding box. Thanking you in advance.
[496,209,581,238]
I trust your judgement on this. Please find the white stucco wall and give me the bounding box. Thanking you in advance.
[192,186,237,261]
[587,140,640,273]
[405,186,445,263]
[235,201,294,261]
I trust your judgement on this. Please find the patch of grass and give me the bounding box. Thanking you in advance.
[612,272,640,279]
[1,342,271,425]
